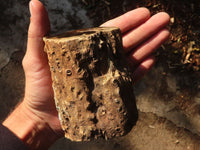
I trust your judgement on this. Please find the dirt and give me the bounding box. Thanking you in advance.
[0,51,25,121]
[51,0,200,149]
[50,111,200,150]
[0,0,200,150]
[81,0,200,72]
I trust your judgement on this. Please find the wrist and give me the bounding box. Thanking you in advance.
[3,102,59,150]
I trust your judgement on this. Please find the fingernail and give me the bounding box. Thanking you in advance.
[29,0,33,16]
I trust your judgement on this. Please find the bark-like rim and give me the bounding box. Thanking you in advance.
[43,27,120,41]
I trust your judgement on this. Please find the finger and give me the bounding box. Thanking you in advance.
[101,7,150,33]
[123,12,170,53]
[25,0,50,60]
[129,28,170,67]
[132,56,155,83]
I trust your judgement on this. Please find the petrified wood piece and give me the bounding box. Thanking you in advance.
[43,27,138,141]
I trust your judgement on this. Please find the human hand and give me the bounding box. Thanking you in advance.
[101,8,170,82]
[3,0,63,149]
[3,0,170,149]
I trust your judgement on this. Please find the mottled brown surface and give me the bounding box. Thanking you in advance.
[43,27,138,141]
[1,0,200,149]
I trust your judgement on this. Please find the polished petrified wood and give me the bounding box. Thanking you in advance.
[43,27,138,141]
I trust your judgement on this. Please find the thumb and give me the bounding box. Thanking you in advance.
[24,0,50,63]
[23,0,54,108]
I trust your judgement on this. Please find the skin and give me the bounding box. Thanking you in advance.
[3,0,170,149]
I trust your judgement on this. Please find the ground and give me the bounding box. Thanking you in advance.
[0,0,200,150]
